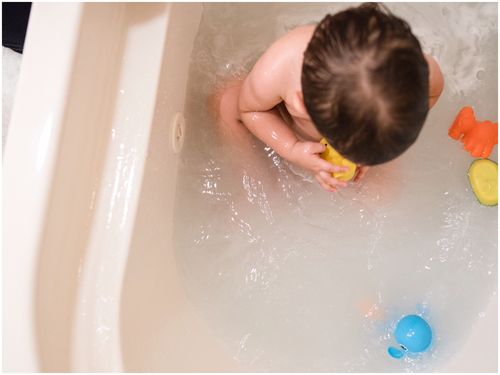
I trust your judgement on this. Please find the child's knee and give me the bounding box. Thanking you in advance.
[207,79,244,122]
[211,80,257,148]
[206,86,223,121]
[219,84,242,126]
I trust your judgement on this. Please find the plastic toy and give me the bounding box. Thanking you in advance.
[468,159,498,206]
[448,106,498,158]
[319,138,357,181]
[388,315,433,359]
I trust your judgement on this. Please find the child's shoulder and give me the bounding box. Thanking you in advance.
[278,24,317,47]
[262,24,316,63]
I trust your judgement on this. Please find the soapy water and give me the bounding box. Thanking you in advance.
[173,3,497,372]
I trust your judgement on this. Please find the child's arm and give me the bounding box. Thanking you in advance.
[425,54,444,109]
[238,35,348,191]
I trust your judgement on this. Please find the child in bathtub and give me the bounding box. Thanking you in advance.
[215,3,444,192]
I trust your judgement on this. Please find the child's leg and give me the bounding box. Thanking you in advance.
[208,78,256,149]
[208,79,276,186]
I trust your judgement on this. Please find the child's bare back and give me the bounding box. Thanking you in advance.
[217,26,316,133]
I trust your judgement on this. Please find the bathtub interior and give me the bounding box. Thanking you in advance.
[118,3,238,372]
[159,2,495,373]
[4,2,496,373]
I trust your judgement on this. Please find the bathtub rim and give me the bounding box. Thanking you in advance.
[2,3,85,371]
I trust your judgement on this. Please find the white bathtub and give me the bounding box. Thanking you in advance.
[3,3,497,372]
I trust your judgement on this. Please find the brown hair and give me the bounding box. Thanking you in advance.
[302,3,429,165]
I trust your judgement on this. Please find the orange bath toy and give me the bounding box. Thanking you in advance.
[448,106,498,158]
[358,299,384,320]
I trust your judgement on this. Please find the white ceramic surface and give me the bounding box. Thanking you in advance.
[3,2,497,372]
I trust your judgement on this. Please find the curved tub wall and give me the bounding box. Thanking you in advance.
[35,4,128,371]
[3,2,497,373]
[3,4,84,371]
[69,4,175,372]
[3,3,204,372]
[119,3,239,372]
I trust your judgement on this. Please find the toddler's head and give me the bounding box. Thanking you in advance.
[301,3,429,166]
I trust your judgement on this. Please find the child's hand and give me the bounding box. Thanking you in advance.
[353,166,370,183]
[288,141,349,192]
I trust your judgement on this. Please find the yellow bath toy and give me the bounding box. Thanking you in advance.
[320,138,357,181]
[468,158,498,206]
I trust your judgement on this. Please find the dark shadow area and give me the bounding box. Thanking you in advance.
[2,2,32,53]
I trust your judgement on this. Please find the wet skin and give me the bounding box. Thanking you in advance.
[218,24,444,192]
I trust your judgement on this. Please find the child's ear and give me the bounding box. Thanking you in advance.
[293,91,308,116]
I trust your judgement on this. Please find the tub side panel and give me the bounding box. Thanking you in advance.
[69,3,172,372]
[120,3,239,372]
[34,4,128,371]
[2,4,83,372]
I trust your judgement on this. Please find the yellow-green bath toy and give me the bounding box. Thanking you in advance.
[320,138,357,181]
[468,158,498,206]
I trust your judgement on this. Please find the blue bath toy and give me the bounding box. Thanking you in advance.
[388,346,404,359]
[388,314,432,359]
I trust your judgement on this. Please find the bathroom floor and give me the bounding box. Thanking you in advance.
[2,47,23,150]
[2,2,30,151]
[173,3,497,372]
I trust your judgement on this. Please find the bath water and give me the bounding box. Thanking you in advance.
[173,3,497,372]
